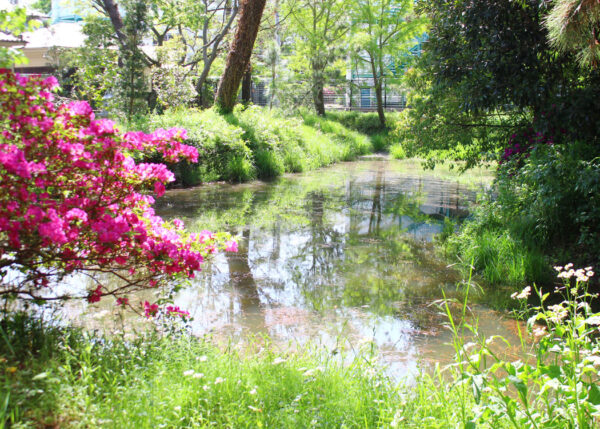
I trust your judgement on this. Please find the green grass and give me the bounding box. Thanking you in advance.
[442,204,554,288]
[4,271,600,429]
[0,313,478,428]
[130,107,375,186]
[389,143,407,159]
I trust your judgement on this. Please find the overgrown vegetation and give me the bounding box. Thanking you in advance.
[396,0,600,288]
[133,106,373,186]
[3,269,600,427]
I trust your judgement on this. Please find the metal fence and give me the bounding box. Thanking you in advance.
[248,79,407,111]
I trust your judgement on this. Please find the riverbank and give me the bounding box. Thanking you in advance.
[130,107,395,186]
[0,313,456,428]
[3,268,599,428]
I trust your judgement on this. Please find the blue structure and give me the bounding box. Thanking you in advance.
[51,0,83,24]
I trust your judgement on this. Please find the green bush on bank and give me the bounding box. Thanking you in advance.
[442,141,600,287]
[307,110,403,152]
[134,107,373,186]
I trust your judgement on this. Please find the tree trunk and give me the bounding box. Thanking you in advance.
[241,62,253,104]
[374,81,386,127]
[368,53,386,127]
[215,0,267,113]
[312,62,325,116]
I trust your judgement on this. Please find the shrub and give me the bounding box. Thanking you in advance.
[389,143,406,159]
[445,141,600,286]
[325,111,386,135]
[138,108,254,185]
[254,149,286,179]
[0,71,233,306]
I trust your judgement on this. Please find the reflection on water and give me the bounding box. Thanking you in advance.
[73,158,523,378]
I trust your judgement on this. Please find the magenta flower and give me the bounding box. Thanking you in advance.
[224,240,238,253]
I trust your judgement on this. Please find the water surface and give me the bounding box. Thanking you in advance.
[73,158,523,378]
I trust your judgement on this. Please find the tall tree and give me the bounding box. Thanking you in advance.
[287,0,348,115]
[401,0,600,166]
[93,0,239,107]
[545,0,600,68]
[214,0,267,113]
[350,0,426,126]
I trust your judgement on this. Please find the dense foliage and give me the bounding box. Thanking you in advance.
[134,106,373,186]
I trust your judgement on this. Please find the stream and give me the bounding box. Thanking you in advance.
[67,157,525,379]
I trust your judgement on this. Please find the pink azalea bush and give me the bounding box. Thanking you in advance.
[0,70,235,310]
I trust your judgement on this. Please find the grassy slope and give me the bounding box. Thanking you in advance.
[135,107,373,186]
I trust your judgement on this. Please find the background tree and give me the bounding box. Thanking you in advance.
[401,0,600,166]
[286,0,348,115]
[91,0,239,110]
[350,0,426,126]
[0,8,38,68]
[215,0,267,113]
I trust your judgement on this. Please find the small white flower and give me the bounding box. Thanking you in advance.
[183,370,195,377]
[174,406,182,412]
[554,266,563,272]
[193,372,204,379]
[586,355,600,366]
[586,316,600,325]
[214,377,224,384]
[565,263,574,269]
[587,271,595,277]
[585,266,593,271]
[514,286,531,300]
[196,355,208,362]
[249,388,257,395]
[272,357,286,365]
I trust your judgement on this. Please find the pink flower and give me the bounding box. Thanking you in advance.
[143,301,159,317]
[67,100,94,118]
[166,305,190,318]
[116,297,129,306]
[42,76,59,90]
[154,181,166,197]
[224,240,238,253]
[87,285,103,303]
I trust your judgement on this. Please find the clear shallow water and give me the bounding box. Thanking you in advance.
[68,158,524,378]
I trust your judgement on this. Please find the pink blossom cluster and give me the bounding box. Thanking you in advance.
[0,70,236,308]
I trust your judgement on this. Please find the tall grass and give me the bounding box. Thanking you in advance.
[0,315,401,428]
[3,266,599,427]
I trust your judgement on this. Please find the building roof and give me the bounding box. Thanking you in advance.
[22,22,86,49]
[0,32,24,44]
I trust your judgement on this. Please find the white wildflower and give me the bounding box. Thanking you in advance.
[515,286,532,300]
[183,370,195,377]
[193,373,204,379]
[586,316,600,325]
[272,357,286,365]
[214,377,224,384]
